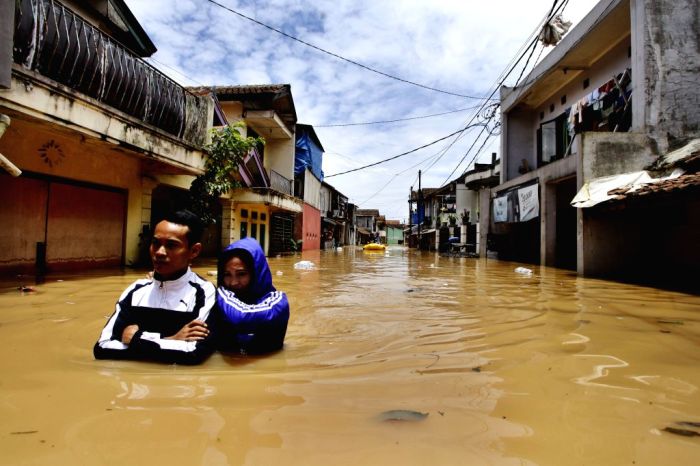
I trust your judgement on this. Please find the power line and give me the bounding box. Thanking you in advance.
[204,0,493,100]
[325,122,488,178]
[313,106,481,127]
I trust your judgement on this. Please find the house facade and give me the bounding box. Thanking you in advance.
[0,0,211,274]
[294,124,324,251]
[355,209,379,244]
[320,181,349,249]
[188,84,303,256]
[494,0,699,282]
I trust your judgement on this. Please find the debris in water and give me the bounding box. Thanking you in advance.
[471,366,481,372]
[276,271,283,276]
[378,410,429,422]
[18,285,36,293]
[11,430,38,435]
[514,267,533,275]
[678,421,700,428]
[658,319,684,325]
[293,260,315,270]
[662,426,700,437]
[206,271,217,277]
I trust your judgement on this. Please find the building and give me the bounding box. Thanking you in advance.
[0,0,211,274]
[319,181,349,249]
[494,0,699,284]
[355,209,379,244]
[188,84,303,256]
[384,220,404,245]
[294,124,324,251]
[459,154,500,256]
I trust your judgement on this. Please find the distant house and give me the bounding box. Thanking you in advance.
[494,0,700,285]
[384,220,404,245]
[0,0,211,273]
[320,181,349,249]
[355,209,379,244]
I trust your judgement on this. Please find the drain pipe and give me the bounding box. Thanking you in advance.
[0,114,21,177]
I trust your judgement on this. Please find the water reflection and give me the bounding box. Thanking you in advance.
[1,247,699,464]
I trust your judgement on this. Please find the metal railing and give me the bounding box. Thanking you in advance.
[12,0,208,146]
[270,169,292,195]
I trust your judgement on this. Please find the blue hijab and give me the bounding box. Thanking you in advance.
[217,237,275,304]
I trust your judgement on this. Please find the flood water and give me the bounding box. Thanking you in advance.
[1,247,699,465]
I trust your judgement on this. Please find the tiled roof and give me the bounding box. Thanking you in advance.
[356,209,379,216]
[608,172,700,200]
[186,84,290,95]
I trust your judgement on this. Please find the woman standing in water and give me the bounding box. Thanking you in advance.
[216,238,289,354]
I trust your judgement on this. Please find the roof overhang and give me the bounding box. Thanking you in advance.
[502,0,630,111]
[232,187,302,213]
[244,110,293,139]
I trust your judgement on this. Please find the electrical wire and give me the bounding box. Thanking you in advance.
[324,126,470,178]
[204,0,493,100]
[313,106,482,127]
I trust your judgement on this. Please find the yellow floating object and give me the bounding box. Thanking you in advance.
[363,243,386,251]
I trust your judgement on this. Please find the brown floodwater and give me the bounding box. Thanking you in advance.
[1,247,699,465]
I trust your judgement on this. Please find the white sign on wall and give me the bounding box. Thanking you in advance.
[518,184,539,222]
[493,196,508,223]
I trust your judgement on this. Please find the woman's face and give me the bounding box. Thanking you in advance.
[223,256,251,293]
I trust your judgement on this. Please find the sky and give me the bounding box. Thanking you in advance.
[124,0,599,222]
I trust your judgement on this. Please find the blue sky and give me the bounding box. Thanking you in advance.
[124,0,598,221]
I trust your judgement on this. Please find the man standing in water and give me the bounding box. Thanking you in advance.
[93,210,216,365]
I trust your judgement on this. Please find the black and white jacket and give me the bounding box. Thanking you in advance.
[93,268,216,365]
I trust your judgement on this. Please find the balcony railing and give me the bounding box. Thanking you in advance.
[270,169,293,196]
[12,0,208,146]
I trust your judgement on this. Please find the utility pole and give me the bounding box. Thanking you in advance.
[408,185,413,248]
[418,170,422,250]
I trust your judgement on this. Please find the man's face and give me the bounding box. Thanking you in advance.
[150,220,201,280]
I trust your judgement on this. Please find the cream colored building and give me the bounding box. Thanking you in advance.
[0,0,211,274]
[189,85,303,255]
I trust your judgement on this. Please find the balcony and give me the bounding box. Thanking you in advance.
[270,169,293,196]
[12,0,208,147]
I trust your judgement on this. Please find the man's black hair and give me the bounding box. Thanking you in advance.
[162,209,204,246]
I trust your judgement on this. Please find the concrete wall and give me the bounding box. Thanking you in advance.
[578,131,657,181]
[502,107,535,182]
[265,138,295,181]
[632,0,700,152]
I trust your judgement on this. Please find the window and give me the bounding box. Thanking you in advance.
[240,222,248,238]
[537,112,571,166]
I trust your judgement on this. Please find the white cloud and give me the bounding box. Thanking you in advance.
[125,0,598,220]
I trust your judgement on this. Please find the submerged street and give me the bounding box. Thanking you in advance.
[1,247,699,465]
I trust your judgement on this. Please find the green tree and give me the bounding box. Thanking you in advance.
[189,123,265,224]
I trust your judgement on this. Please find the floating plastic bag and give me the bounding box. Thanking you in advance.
[514,267,533,275]
[293,260,316,270]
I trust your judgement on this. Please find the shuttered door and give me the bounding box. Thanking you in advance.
[0,173,126,274]
[46,182,125,270]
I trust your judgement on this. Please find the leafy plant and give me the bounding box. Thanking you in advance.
[189,123,265,224]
